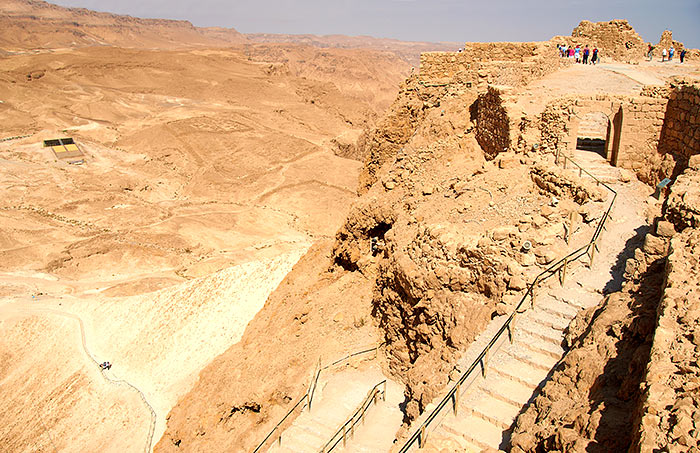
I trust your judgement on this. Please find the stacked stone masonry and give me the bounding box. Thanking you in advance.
[475,86,513,159]
[535,81,700,186]
[419,41,570,91]
[632,162,700,452]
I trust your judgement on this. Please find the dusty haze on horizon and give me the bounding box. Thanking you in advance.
[49,0,700,48]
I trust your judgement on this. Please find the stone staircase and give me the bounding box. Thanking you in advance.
[419,164,650,452]
[423,279,595,451]
[570,149,626,183]
[266,365,403,453]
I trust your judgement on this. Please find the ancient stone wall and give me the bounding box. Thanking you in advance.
[537,86,700,186]
[419,42,570,90]
[565,19,646,62]
[616,95,670,184]
[475,86,514,159]
[462,41,540,61]
[656,30,700,62]
[418,52,475,86]
[657,80,700,179]
[631,162,700,452]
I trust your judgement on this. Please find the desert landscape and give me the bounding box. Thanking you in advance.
[1,2,699,453]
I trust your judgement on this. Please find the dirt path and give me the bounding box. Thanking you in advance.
[0,302,158,452]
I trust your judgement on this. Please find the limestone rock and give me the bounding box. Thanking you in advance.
[643,234,667,255]
[656,220,676,238]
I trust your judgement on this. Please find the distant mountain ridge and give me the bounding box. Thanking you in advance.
[0,0,458,64]
[248,33,461,65]
[0,0,247,50]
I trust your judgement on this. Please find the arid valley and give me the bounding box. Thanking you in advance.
[1,1,700,453]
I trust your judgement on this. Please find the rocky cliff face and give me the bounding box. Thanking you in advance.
[334,123,606,422]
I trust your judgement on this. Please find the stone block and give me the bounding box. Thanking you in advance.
[656,220,676,237]
[689,154,700,170]
[643,234,667,255]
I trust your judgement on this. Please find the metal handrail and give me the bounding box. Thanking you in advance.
[398,152,617,451]
[252,345,381,453]
[320,380,387,453]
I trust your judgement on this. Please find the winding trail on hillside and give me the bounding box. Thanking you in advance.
[0,303,157,453]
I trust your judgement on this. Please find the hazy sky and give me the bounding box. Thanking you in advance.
[51,0,700,48]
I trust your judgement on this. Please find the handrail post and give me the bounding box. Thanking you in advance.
[507,320,513,344]
[453,383,461,416]
[419,426,426,448]
[589,240,597,268]
[560,257,568,285]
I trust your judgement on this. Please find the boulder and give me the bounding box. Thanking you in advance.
[643,234,667,255]
[656,220,676,238]
[493,226,518,241]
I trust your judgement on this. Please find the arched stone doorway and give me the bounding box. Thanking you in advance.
[575,111,610,158]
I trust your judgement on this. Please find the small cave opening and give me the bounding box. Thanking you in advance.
[368,221,392,256]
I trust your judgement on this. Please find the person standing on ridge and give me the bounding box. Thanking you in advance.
[669,45,675,61]
[647,44,654,61]
[583,45,590,64]
[574,45,581,63]
[591,47,599,65]
[662,48,667,62]
[680,48,687,63]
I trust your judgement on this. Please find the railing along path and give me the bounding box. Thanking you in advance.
[398,151,617,451]
[253,345,381,453]
[320,380,387,453]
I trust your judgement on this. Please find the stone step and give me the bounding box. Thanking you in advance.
[440,413,505,450]
[276,425,325,451]
[519,335,564,360]
[465,392,522,430]
[516,320,562,344]
[427,426,483,452]
[528,308,570,331]
[513,330,566,360]
[270,430,314,452]
[504,345,560,373]
[490,363,545,389]
[536,299,580,320]
[480,376,536,407]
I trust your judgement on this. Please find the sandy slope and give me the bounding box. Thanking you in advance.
[0,2,413,451]
[0,313,151,453]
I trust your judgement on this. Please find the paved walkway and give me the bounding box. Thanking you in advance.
[266,363,403,453]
